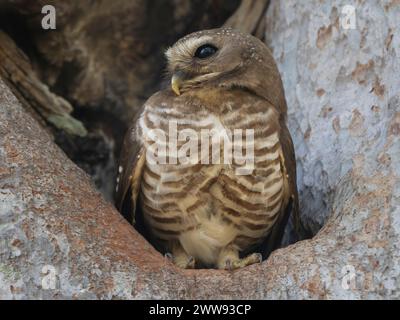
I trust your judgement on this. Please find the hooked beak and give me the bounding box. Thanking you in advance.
[171,72,183,96]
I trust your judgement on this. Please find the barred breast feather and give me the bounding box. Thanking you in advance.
[132,88,289,266]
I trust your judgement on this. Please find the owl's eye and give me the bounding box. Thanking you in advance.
[194,44,218,59]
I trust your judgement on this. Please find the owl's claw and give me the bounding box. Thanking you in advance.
[174,255,196,269]
[225,259,233,270]
[186,256,196,269]
[164,252,174,262]
[223,253,263,271]
[250,253,263,265]
[166,252,196,269]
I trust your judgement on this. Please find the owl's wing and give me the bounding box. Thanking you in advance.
[115,112,145,225]
[279,119,301,236]
[261,116,302,256]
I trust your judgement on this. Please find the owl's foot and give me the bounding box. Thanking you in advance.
[224,253,262,270]
[164,252,174,262]
[175,255,196,269]
[166,252,195,269]
[166,242,196,269]
[218,247,262,270]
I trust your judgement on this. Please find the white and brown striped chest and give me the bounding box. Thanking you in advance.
[136,94,285,262]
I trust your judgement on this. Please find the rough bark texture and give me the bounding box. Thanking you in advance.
[1,0,400,299]
[266,0,400,234]
[265,0,400,295]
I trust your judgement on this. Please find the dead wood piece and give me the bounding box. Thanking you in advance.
[0,30,87,136]
[224,0,269,38]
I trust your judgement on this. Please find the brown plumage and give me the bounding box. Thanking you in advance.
[115,28,300,269]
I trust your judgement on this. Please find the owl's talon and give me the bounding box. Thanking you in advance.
[224,259,233,271]
[221,252,263,270]
[186,256,196,269]
[174,256,196,269]
[164,252,174,262]
[236,252,263,268]
[167,248,196,269]
[253,253,263,264]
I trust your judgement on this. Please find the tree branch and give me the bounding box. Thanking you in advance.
[0,30,87,136]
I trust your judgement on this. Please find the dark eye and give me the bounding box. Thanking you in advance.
[194,44,218,59]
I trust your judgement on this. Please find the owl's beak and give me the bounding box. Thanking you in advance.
[171,73,183,96]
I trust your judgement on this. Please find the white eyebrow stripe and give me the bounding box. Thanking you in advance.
[182,36,214,52]
[167,35,215,60]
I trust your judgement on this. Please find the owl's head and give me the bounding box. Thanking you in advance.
[165,28,285,112]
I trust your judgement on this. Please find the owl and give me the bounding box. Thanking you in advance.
[115,28,300,270]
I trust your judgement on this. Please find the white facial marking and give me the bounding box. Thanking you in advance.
[168,35,214,60]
